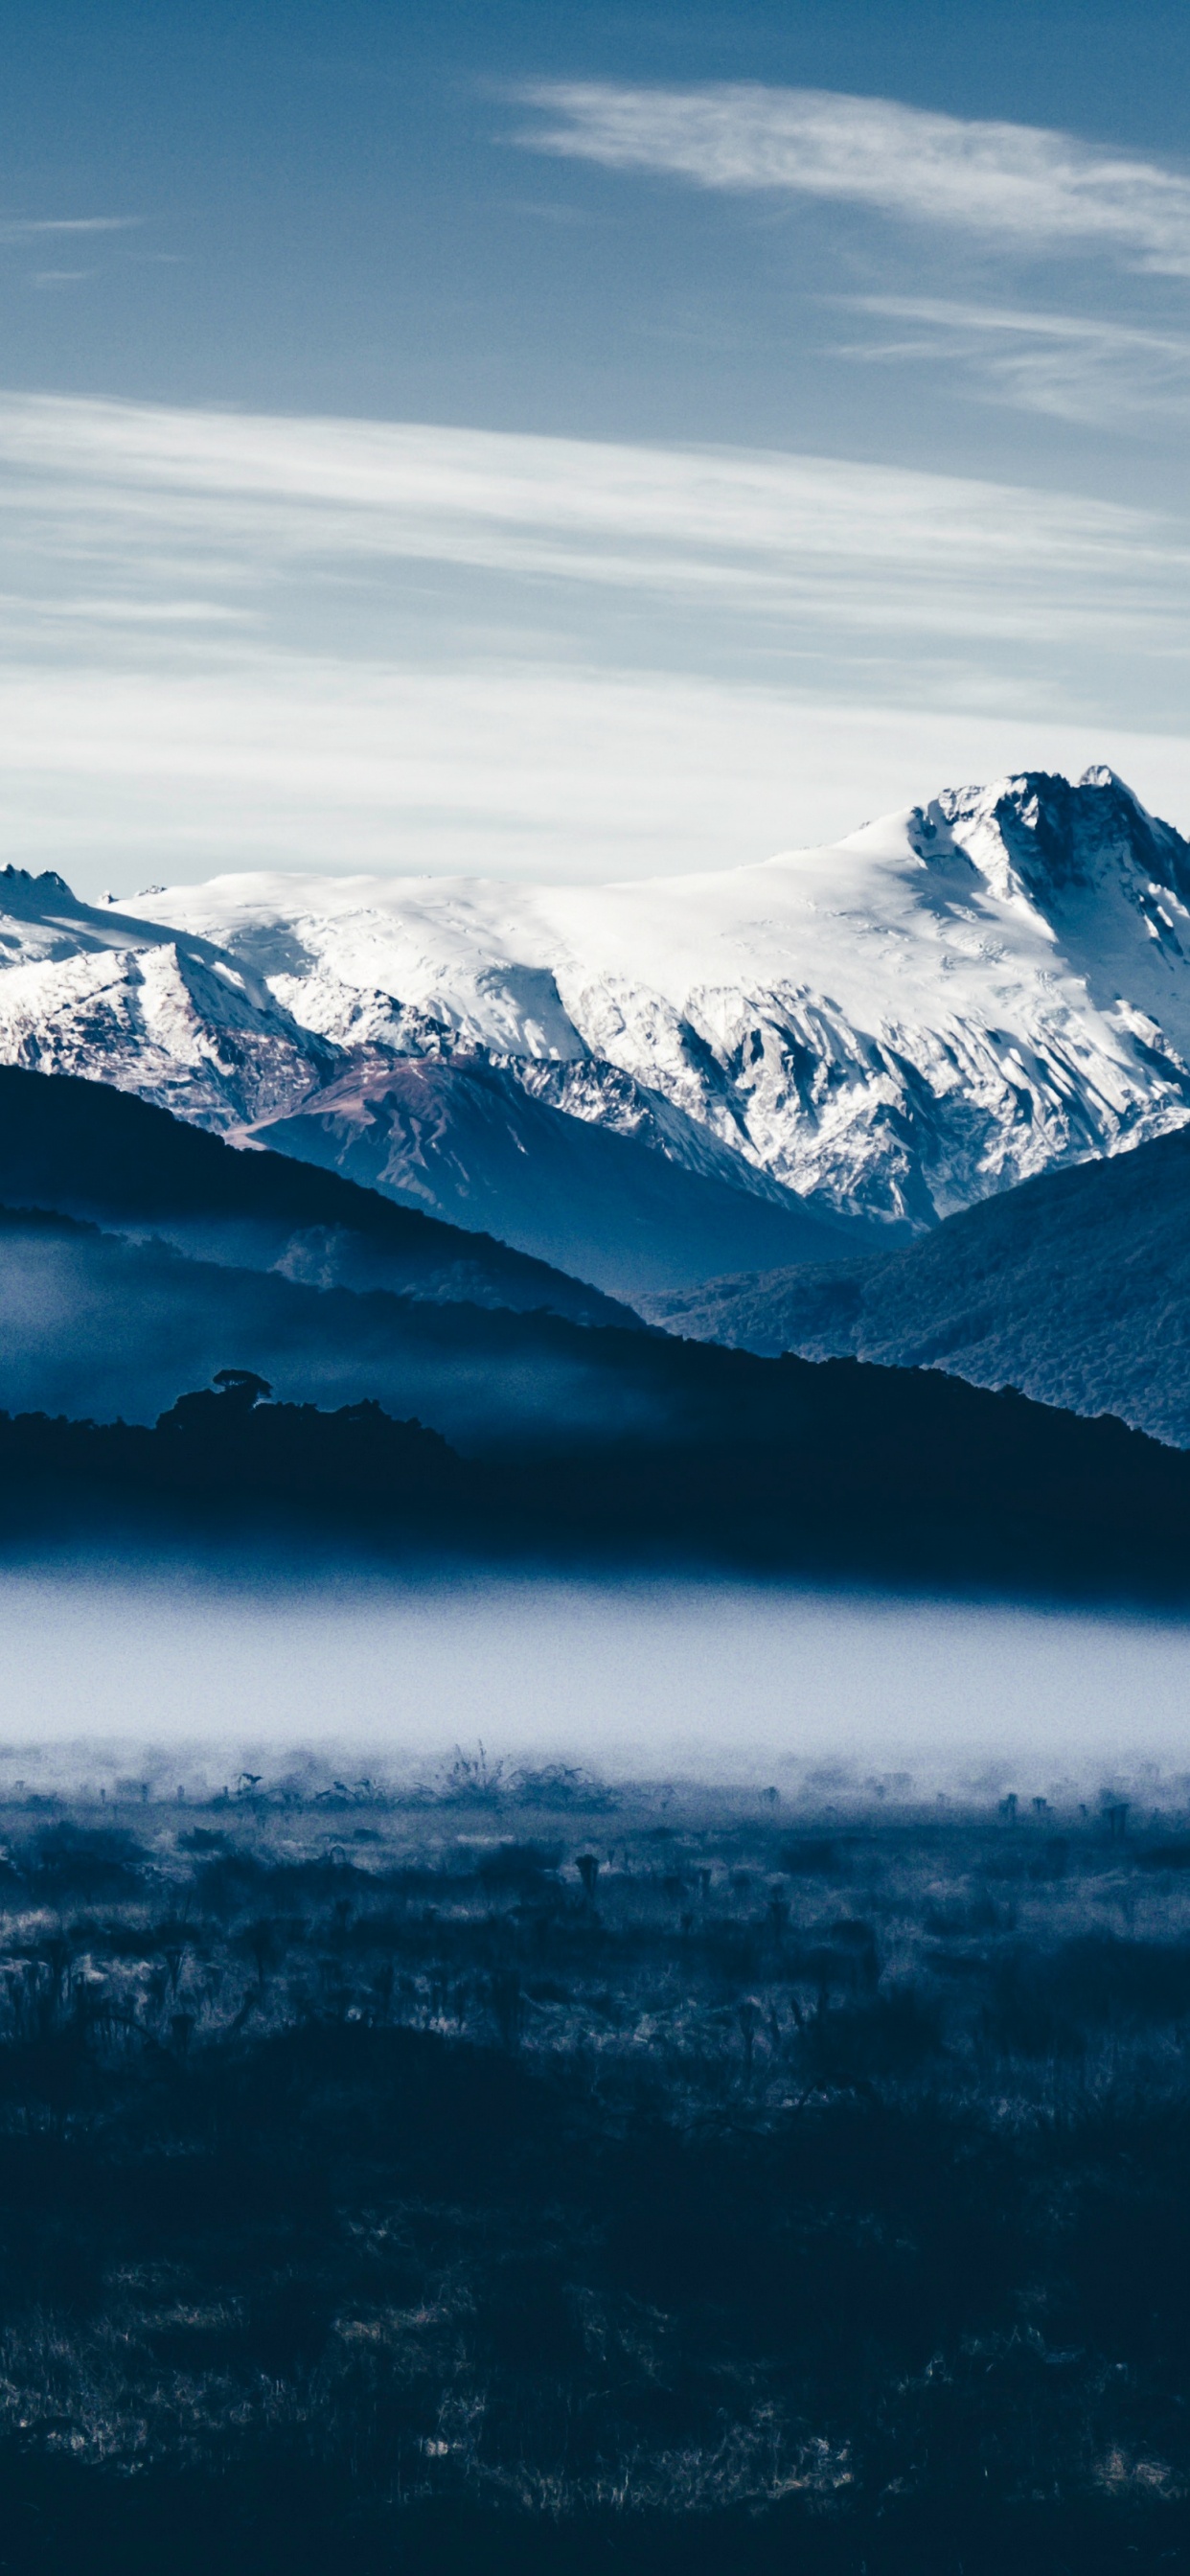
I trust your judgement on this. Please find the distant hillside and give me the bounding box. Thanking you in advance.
[251,1053,859,1301]
[643,1122,1190,1447]
[0,1065,635,1329]
[0,1205,656,1450]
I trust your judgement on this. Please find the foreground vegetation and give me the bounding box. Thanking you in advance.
[0,1761,1190,2568]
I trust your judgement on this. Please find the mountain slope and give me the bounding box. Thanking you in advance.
[0,864,875,1298]
[0,861,329,1124]
[642,1121,1190,1449]
[0,1065,636,1329]
[253,1053,862,1300]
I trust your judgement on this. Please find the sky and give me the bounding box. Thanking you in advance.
[4,0,1190,892]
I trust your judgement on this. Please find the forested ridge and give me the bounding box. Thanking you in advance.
[5,1358,1190,1597]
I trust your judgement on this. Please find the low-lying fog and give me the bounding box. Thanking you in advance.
[0,1559,1188,1803]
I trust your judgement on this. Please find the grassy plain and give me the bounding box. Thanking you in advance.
[0,1761,1188,2570]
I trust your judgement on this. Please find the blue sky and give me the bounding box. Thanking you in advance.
[4,0,1190,891]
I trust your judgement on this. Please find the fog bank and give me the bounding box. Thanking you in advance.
[0,1562,1188,1801]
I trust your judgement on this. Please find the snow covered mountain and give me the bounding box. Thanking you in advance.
[4,766,1190,1282]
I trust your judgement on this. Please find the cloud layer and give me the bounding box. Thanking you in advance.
[1,393,1184,649]
[5,656,1190,893]
[518,82,1190,274]
[1,392,1188,887]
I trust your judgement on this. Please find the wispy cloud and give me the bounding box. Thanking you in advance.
[4,594,253,626]
[516,82,1190,275]
[0,217,140,242]
[0,392,1184,655]
[835,295,1190,426]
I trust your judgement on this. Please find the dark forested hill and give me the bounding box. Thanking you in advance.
[0,1065,636,1328]
[9,1346,1190,1599]
[11,1065,1190,1594]
[643,1122,1190,1447]
[0,1205,655,1444]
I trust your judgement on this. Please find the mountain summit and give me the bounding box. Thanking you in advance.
[3,767,1189,1281]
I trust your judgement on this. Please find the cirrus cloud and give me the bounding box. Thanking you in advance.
[516,82,1190,275]
[835,296,1190,426]
[0,217,141,242]
[0,391,1182,652]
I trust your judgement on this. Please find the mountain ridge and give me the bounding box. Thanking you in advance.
[7,1342,1190,1601]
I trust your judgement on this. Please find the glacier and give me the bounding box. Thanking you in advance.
[4,764,1190,1249]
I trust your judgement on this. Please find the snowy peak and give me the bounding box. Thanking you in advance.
[0,863,276,1009]
[914,766,1190,926]
[0,862,73,908]
[0,867,336,1128]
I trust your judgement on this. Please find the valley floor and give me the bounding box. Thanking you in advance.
[1,1772,1190,2568]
